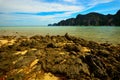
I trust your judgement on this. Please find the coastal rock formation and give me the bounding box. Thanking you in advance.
[49,9,120,26]
[0,34,120,80]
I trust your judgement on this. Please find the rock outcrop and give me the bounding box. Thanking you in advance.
[0,34,120,80]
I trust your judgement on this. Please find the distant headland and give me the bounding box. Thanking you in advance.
[48,9,120,26]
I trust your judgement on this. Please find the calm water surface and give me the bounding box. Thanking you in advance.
[0,26,120,44]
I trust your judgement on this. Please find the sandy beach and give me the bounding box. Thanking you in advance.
[0,33,120,80]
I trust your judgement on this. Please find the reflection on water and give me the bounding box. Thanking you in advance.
[0,26,120,44]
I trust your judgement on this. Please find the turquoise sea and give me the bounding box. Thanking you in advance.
[0,26,120,44]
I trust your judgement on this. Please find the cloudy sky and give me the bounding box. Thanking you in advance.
[0,0,120,26]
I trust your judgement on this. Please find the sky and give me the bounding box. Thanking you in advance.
[0,0,120,26]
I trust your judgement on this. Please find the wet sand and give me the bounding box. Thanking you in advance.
[0,33,120,80]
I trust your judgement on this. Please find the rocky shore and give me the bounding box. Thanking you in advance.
[0,33,120,80]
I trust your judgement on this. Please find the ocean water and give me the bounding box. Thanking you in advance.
[0,26,120,44]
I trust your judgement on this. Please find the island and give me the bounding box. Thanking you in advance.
[49,10,120,26]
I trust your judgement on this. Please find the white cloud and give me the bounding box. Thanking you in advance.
[64,0,76,3]
[0,0,115,26]
[0,13,56,26]
[0,0,84,26]
[0,0,83,13]
[88,0,113,6]
[0,0,114,14]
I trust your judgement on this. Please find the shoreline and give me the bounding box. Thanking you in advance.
[0,34,120,80]
[0,26,120,45]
